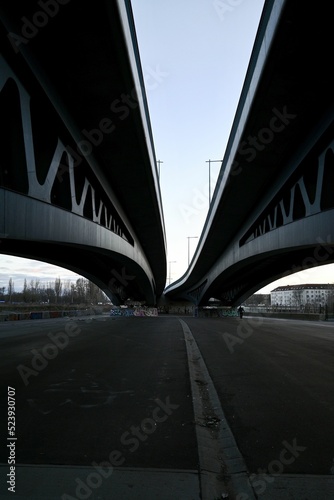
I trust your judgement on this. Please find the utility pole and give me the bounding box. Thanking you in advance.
[205,159,222,205]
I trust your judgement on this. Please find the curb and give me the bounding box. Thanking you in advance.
[180,319,256,500]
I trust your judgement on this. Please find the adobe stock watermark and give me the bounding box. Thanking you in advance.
[61,396,179,499]
[178,159,220,224]
[56,65,169,183]
[236,438,307,499]
[222,315,264,354]
[144,65,170,91]
[108,267,136,300]
[213,0,245,22]
[231,106,297,177]
[16,320,81,386]
[282,235,334,282]
[179,183,211,224]
[7,0,71,54]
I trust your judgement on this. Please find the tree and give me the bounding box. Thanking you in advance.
[70,283,76,304]
[34,279,41,300]
[54,277,62,304]
[22,279,30,303]
[86,280,101,304]
[44,285,56,304]
[76,278,86,303]
[8,278,14,303]
[292,289,303,309]
[29,279,37,303]
[62,280,72,303]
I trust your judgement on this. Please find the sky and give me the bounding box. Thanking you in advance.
[1,0,334,295]
[131,0,266,284]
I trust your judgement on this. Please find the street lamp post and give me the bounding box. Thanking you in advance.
[168,261,176,286]
[187,236,198,267]
[157,160,163,179]
[205,159,222,205]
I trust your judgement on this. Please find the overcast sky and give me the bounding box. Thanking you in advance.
[0,255,81,292]
[1,0,334,295]
[131,0,266,284]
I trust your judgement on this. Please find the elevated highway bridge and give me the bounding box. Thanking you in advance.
[0,0,166,305]
[1,0,333,309]
[166,0,334,306]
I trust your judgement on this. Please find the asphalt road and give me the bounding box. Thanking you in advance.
[0,314,333,479]
[187,315,334,476]
[0,316,198,471]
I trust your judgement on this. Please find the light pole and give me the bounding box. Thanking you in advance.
[168,261,176,285]
[157,160,163,179]
[187,236,198,266]
[205,159,222,205]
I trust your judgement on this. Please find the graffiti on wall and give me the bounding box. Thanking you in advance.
[110,308,158,317]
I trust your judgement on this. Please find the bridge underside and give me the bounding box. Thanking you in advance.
[0,0,167,304]
[165,0,334,306]
[0,239,153,306]
[0,189,157,305]
[169,210,334,306]
[202,243,334,307]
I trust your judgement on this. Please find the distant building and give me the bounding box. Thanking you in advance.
[271,284,334,308]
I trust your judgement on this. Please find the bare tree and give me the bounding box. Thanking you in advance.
[76,278,86,303]
[54,277,62,304]
[45,284,56,304]
[22,279,29,303]
[8,278,14,303]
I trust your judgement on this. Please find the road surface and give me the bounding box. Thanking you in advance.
[0,314,333,498]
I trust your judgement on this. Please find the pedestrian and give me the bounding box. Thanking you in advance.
[237,305,244,319]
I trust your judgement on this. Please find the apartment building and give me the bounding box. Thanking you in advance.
[271,284,334,307]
